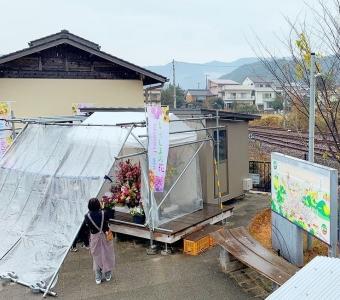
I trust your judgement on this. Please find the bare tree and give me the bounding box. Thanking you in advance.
[253,0,340,164]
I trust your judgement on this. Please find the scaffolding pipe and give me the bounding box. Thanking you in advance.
[144,103,156,252]
[169,116,214,122]
[138,126,225,138]
[216,111,223,209]
[115,151,147,160]
[5,277,57,297]
[0,120,144,128]
[130,132,147,149]
[156,141,205,210]
[169,138,211,149]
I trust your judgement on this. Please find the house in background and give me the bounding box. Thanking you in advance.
[243,76,280,111]
[0,30,167,117]
[220,85,255,109]
[185,89,216,107]
[208,79,239,98]
[243,76,274,88]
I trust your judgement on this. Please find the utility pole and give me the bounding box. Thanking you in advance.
[206,75,208,90]
[308,52,316,163]
[307,52,316,250]
[172,59,177,109]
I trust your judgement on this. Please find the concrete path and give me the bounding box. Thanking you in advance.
[0,193,268,300]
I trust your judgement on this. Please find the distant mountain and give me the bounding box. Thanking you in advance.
[145,58,258,89]
[219,60,274,83]
[220,55,340,84]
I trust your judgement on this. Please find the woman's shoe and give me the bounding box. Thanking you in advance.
[95,279,101,285]
[105,272,112,282]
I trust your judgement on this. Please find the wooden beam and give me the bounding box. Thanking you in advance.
[38,56,42,71]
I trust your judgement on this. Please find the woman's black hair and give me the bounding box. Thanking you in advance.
[88,198,101,212]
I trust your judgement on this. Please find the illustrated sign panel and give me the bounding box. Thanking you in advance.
[147,104,170,192]
[271,152,337,245]
[0,102,13,157]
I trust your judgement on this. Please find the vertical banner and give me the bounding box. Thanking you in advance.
[147,104,170,192]
[0,102,13,157]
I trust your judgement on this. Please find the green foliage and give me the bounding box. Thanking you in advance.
[161,84,185,108]
[204,97,225,109]
[231,103,259,113]
[271,97,284,111]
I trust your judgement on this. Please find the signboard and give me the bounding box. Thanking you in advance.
[147,104,170,192]
[0,102,13,157]
[271,152,337,245]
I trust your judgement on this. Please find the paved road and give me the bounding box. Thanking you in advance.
[1,193,268,300]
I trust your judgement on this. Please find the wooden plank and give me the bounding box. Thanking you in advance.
[212,230,291,285]
[230,227,299,276]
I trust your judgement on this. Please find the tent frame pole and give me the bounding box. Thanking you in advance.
[156,141,206,210]
[138,125,225,138]
[144,103,157,254]
[43,125,135,298]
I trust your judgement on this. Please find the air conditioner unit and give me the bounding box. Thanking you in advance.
[243,178,253,191]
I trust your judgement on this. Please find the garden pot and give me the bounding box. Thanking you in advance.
[133,215,145,224]
[104,209,115,220]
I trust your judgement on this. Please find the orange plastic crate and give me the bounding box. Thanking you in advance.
[184,235,211,256]
[183,224,223,256]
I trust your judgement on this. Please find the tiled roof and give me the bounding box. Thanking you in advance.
[0,30,167,85]
[209,79,240,85]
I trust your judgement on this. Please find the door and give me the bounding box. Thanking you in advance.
[214,128,228,197]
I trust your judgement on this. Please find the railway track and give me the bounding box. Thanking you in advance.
[249,126,339,157]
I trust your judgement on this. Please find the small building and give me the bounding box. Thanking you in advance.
[253,87,277,111]
[0,30,167,117]
[185,89,216,107]
[173,108,259,202]
[208,79,240,98]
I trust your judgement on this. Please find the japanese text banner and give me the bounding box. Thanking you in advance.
[147,104,169,192]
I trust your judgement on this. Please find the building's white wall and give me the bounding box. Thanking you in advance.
[0,78,144,117]
[242,77,254,86]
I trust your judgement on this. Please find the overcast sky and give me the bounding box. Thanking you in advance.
[0,0,320,66]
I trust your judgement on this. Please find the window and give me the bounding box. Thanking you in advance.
[263,93,272,99]
[230,93,236,99]
[214,129,227,161]
[240,92,247,99]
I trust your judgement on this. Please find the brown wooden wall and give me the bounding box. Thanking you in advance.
[0,45,141,80]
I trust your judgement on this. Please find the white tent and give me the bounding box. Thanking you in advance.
[0,111,203,293]
[85,112,203,228]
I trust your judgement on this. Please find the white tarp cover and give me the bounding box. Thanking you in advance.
[0,111,203,289]
[0,123,124,287]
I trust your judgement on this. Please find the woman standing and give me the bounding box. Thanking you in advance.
[85,198,115,284]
